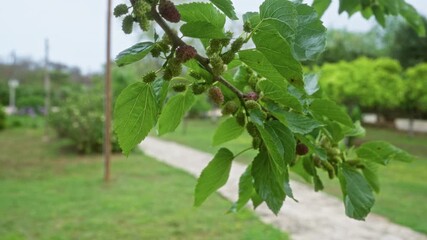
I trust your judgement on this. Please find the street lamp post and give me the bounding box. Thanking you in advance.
[8,79,19,114]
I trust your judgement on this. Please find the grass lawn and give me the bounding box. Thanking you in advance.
[161,118,427,234]
[0,128,288,240]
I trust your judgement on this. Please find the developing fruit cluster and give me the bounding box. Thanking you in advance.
[114,0,155,34]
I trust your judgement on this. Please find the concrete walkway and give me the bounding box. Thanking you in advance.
[139,137,427,240]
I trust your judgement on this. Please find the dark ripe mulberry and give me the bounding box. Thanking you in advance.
[245,91,258,101]
[158,0,181,23]
[208,86,224,105]
[296,143,309,156]
[176,45,197,63]
[221,101,239,115]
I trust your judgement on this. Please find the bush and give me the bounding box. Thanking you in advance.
[0,104,6,130]
[49,91,120,154]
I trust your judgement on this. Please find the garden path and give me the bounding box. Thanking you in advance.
[139,137,427,240]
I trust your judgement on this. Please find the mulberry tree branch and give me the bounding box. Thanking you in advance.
[150,5,245,102]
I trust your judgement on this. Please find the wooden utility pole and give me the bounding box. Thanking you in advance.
[44,39,51,140]
[104,0,113,182]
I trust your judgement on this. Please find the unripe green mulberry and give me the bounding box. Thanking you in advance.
[221,51,235,64]
[245,100,261,110]
[189,71,201,80]
[143,71,156,83]
[235,112,246,127]
[158,0,181,23]
[231,37,244,52]
[209,39,222,53]
[321,161,335,179]
[243,21,252,33]
[176,45,197,62]
[163,69,173,81]
[151,46,162,58]
[172,83,187,92]
[167,58,182,77]
[219,32,233,47]
[122,15,134,34]
[221,101,239,115]
[210,54,225,76]
[246,122,259,137]
[252,137,262,149]
[134,0,151,31]
[208,86,224,105]
[114,4,129,17]
[191,82,206,95]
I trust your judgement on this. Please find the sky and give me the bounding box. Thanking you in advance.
[1,0,426,73]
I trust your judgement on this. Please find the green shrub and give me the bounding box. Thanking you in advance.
[49,92,120,154]
[0,105,6,130]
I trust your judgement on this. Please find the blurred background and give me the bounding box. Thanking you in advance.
[0,0,426,239]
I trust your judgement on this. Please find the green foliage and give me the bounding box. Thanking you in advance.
[318,57,406,111]
[49,91,120,154]
[112,0,419,220]
[0,104,6,130]
[391,18,427,68]
[405,63,427,112]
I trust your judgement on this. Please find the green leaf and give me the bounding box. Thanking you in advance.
[251,192,264,209]
[194,148,234,206]
[230,164,254,212]
[341,165,375,220]
[268,121,296,166]
[399,1,426,37]
[181,22,226,39]
[212,117,245,146]
[238,49,285,83]
[210,0,238,20]
[292,3,327,61]
[152,78,169,107]
[260,0,327,61]
[378,0,399,15]
[258,80,302,112]
[115,42,155,67]
[176,3,226,28]
[356,141,414,165]
[362,161,380,193]
[260,0,298,41]
[252,147,286,214]
[312,0,332,17]
[265,101,324,135]
[114,82,158,155]
[372,5,386,27]
[252,25,304,88]
[252,120,285,174]
[309,99,354,127]
[158,90,195,136]
[304,73,320,95]
[338,0,360,16]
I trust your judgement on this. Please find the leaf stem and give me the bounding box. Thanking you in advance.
[234,147,253,158]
